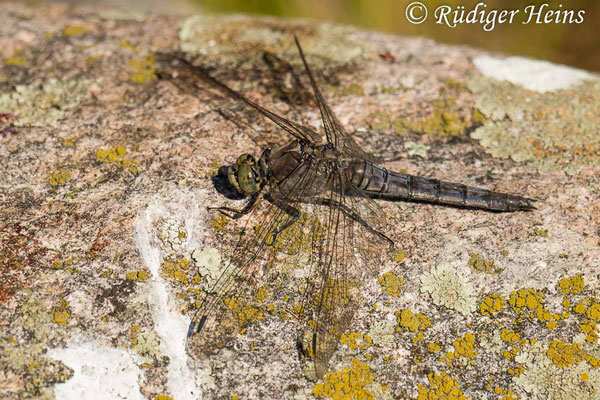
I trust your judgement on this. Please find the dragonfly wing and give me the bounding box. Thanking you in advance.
[158,54,322,144]
[294,169,393,379]
[187,160,320,358]
[263,51,314,107]
[293,36,374,162]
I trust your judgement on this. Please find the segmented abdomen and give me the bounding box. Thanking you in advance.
[348,160,535,212]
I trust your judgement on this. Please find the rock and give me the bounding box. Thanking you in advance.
[1,2,599,400]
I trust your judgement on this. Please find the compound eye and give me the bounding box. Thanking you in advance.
[236,154,256,166]
[237,163,260,195]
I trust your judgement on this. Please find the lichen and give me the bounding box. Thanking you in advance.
[0,79,88,127]
[419,264,477,316]
[191,246,225,290]
[63,25,89,37]
[468,252,501,274]
[441,332,477,367]
[312,358,375,400]
[508,288,560,329]
[378,272,403,297]
[127,52,156,84]
[556,274,585,295]
[179,15,368,68]
[403,141,430,158]
[48,169,72,187]
[126,270,149,282]
[479,293,505,317]
[514,342,600,400]
[367,320,396,346]
[96,145,138,174]
[416,371,468,400]
[50,298,71,326]
[341,332,372,351]
[468,77,600,174]
[4,54,27,67]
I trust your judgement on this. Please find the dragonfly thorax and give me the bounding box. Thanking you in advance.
[227,153,269,196]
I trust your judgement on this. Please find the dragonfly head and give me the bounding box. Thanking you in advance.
[227,154,267,196]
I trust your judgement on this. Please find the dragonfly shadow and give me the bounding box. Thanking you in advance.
[211,166,245,200]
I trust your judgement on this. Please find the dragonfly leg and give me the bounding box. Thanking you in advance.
[208,192,263,219]
[265,196,300,246]
[307,197,394,249]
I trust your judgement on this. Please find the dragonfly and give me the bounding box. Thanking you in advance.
[159,37,535,379]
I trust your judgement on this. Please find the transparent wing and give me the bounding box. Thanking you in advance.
[262,51,314,107]
[187,159,321,358]
[293,36,374,162]
[158,54,322,144]
[290,167,393,378]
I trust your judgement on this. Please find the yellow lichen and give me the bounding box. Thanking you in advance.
[530,227,549,238]
[442,332,477,366]
[48,169,72,186]
[154,395,174,400]
[5,55,27,66]
[378,272,404,297]
[96,145,138,174]
[556,274,585,294]
[546,339,599,369]
[161,258,191,286]
[312,358,374,400]
[392,248,405,263]
[479,293,505,317]
[341,333,372,351]
[428,341,441,352]
[126,270,149,282]
[50,298,70,326]
[508,288,561,329]
[416,371,468,400]
[395,309,431,333]
[130,324,141,347]
[500,328,527,360]
[63,25,88,37]
[492,386,519,400]
[224,297,263,328]
[127,53,157,84]
[468,253,499,274]
[579,320,598,343]
[210,214,230,231]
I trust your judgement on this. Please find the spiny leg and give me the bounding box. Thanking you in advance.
[264,194,301,246]
[208,191,263,219]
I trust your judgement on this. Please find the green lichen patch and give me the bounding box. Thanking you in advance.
[0,294,72,398]
[468,252,502,274]
[514,341,600,400]
[0,79,88,127]
[179,15,367,69]
[468,76,600,174]
[420,264,477,316]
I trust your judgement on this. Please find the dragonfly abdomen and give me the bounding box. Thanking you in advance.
[348,160,535,212]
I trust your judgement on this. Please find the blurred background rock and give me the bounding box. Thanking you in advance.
[11,0,599,70]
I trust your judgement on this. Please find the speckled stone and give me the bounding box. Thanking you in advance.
[1,2,599,400]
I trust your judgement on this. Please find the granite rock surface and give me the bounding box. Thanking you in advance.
[1,3,599,400]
